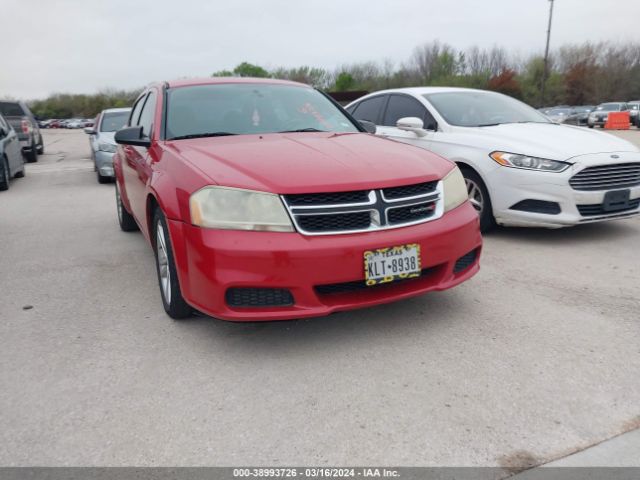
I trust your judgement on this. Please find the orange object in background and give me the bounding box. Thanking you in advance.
[605,111,630,130]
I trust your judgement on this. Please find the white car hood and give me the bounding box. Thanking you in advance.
[448,123,639,162]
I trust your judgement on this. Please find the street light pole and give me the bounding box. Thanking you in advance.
[541,0,555,107]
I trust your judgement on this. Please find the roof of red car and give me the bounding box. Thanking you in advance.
[165,77,308,89]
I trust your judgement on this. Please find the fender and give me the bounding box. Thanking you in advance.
[113,152,134,214]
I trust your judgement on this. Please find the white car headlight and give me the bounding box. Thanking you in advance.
[442,166,468,212]
[98,142,117,153]
[490,151,570,172]
[189,186,294,232]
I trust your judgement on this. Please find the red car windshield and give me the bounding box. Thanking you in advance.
[165,84,360,139]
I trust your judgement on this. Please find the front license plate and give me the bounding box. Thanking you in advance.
[364,244,421,286]
[603,189,631,212]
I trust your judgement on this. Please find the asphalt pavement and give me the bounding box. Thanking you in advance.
[0,129,639,472]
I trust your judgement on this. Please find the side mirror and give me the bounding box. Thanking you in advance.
[84,127,96,135]
[114,126,151,147]
[359,120,377,134]
[397,117,428,137]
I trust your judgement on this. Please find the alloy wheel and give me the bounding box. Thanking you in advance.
[3,161,8,186]
[115,185,123,223]
[465,177,484,214]
[156,223,171,304]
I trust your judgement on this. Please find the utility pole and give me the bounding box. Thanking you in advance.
[540,0,555,107]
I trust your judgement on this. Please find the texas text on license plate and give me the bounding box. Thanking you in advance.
[364,244,422,286]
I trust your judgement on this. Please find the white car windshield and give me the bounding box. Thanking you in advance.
[596,103,622,111]
[424,91,550,127]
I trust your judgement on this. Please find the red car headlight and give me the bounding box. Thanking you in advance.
[189,186,295,232]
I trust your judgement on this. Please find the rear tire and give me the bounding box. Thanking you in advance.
[115,182,139,232]
[97,171,111,184]
[0,157,10,191]
[25,148,37,163]
[153,209,192,319]
[461,167,495,233]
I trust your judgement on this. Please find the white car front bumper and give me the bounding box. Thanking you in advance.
[487,154,640,228]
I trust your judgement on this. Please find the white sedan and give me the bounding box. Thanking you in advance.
[347,87,640,231]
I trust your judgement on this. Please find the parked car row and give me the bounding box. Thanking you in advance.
[10,79,639,320]
[540,102,640,128]
[39,118,94,129]
[90,77,639,322]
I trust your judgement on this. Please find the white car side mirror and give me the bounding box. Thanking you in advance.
[397,117,428,137]
[84,127,96,135]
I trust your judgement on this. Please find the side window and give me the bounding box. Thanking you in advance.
[137,91,157,137]
[129,94,147,127]
[382,95,429,127]
[351,95,387,124]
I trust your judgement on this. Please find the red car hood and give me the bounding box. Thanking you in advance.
[165,132,453,194]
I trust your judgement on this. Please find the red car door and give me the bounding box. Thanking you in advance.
[121,92,153,228]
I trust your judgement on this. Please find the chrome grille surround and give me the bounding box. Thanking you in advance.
[569,162,640,191]
[282,182,444,236]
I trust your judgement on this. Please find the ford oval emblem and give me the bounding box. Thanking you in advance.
[611,154,620,159]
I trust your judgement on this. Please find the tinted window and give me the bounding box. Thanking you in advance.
[351,96,386,124]
[382,95,429,127]
[165,84,359,139]
[0,102,25,117]
[137,91,157,137]
[129,95,147,127]
[100,111,131,132]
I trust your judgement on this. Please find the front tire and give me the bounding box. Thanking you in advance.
[153,209,192,319]
[461,167,495,232]
[115,182,138,232]
[0,157,10,191]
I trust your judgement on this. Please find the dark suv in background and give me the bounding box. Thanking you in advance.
[0,101,43,162]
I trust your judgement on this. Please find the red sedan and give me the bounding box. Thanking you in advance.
[113,78,481,321]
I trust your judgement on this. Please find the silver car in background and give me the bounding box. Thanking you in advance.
[84,107,131,183]
[587,102,628,128]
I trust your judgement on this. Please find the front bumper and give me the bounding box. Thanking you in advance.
[94,150,115,177]
[166,202,482,321]
[588,117,607,127]
[488,156,640,228]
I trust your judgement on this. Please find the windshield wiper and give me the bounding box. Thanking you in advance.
[477,123,501,127]
[169,132,237,140]
[278,127,327,133]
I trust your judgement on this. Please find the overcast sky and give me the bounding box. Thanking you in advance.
[2,0,640,99]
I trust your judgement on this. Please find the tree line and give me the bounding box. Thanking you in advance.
[26,40,640,119]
